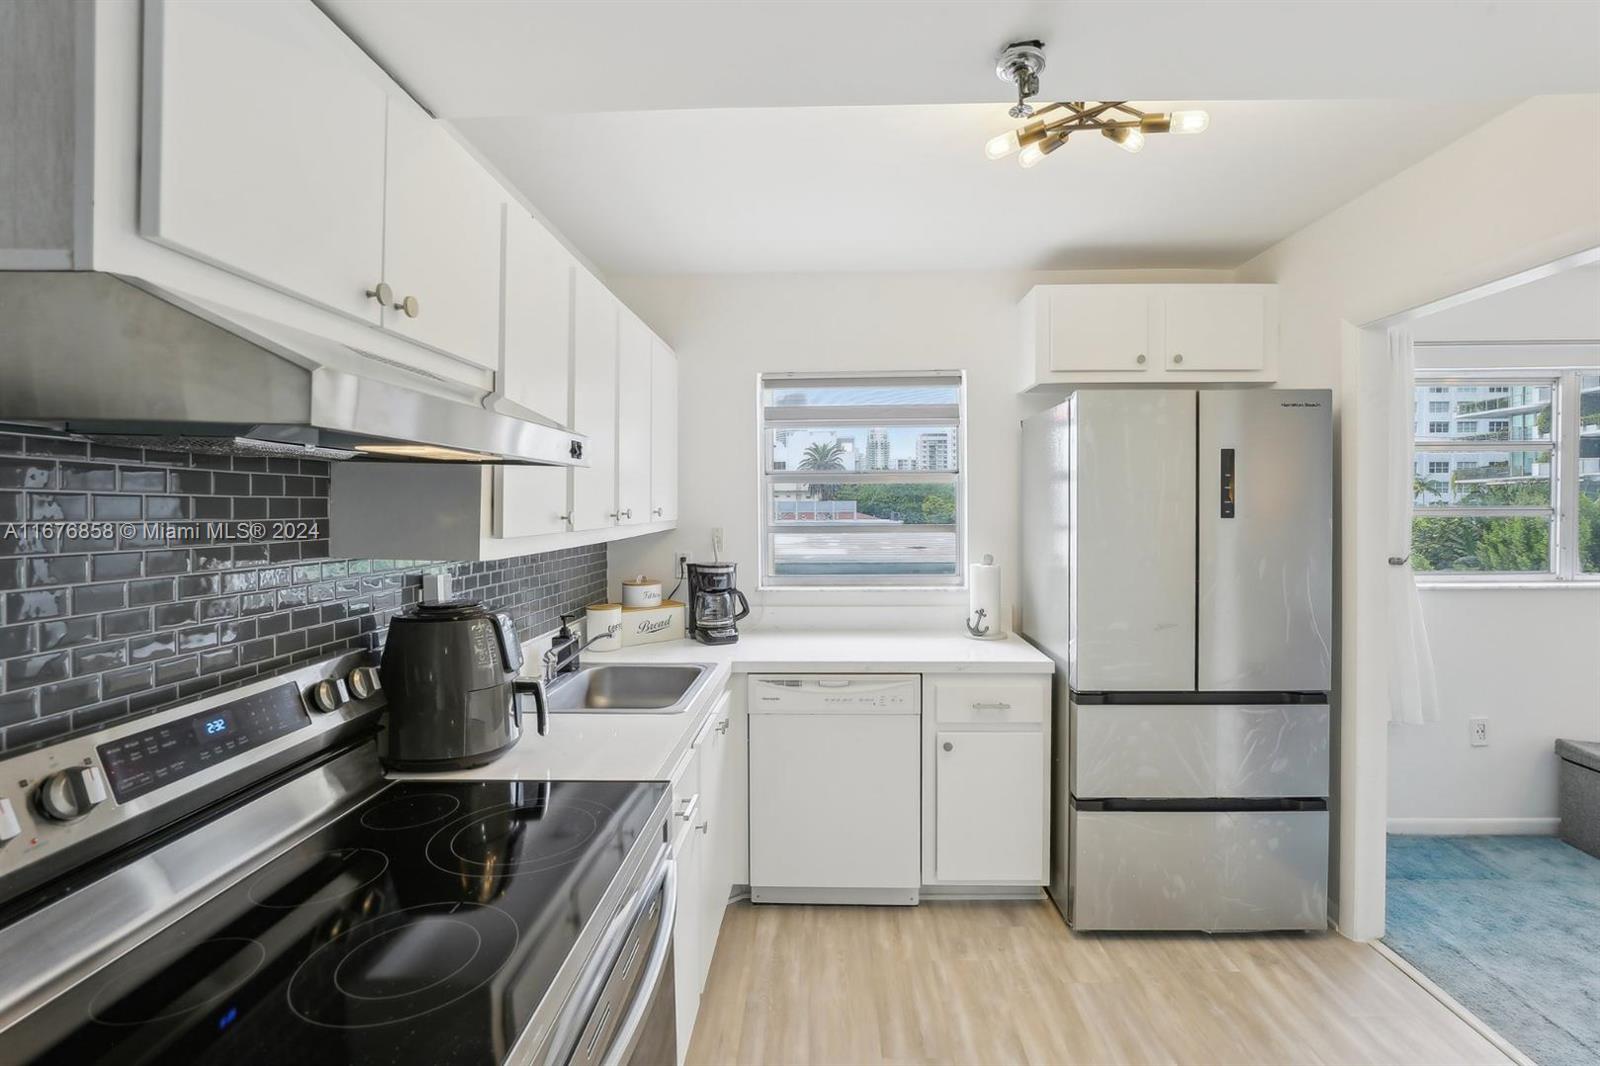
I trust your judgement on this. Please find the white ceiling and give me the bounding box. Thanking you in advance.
[320,1,1599,115]
[457,99,1510,274]
[316,0,1597,275]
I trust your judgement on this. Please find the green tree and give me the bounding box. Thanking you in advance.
[921,492,955,523]
[798,441,846,471]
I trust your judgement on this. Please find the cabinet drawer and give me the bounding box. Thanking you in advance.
[1072,701,1328,799]
[1070,805,1327,931]
[934,679,1044,725]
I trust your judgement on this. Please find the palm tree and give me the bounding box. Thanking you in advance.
[798,441,846,471]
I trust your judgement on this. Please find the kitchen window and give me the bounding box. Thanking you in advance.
[1411,369,1599,581]
[758,372,965,588]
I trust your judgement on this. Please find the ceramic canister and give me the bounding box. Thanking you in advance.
[585,603,623,652]
[620,575,663,608]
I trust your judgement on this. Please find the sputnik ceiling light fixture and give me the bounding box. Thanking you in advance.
[985,41,1209,167]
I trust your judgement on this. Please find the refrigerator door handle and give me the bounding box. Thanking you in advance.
[1220,447,1236,518]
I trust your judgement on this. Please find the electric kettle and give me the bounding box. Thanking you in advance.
[377,600,548,771]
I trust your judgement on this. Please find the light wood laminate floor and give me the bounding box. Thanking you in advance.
[686,900,1509,1066]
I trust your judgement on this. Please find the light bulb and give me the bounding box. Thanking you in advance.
[1019,141,1048,168]
[1103,127,1145,153]
[1170,109,1210,134]
[985,129,1021,160]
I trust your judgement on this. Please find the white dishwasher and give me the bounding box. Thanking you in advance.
[747,674,921,905]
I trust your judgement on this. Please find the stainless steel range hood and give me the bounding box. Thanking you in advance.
[0,272,586,466]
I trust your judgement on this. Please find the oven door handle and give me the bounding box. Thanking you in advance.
[541,843,669,1066]
[599,856,678,1066]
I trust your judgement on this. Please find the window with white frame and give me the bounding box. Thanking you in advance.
[1411,368,1599,579]
[758,372,964,587]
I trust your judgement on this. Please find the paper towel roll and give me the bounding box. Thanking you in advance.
[966,554,1003,640]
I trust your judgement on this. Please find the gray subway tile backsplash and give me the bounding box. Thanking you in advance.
[0,431,606,753]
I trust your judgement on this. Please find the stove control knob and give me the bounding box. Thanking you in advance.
[345,666,381,701]
[34,765,108,823]
[309,678,348,714]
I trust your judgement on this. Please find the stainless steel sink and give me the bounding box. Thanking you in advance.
[544,663,710,714]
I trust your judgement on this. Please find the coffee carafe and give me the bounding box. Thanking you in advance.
[686,563,750,645]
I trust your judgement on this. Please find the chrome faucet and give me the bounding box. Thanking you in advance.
[541,613,608,683]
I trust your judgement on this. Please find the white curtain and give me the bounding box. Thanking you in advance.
[1385,328,1440,724]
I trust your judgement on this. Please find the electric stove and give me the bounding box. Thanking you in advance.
[0,654,674,1066]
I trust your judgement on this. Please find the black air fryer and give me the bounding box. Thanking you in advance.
[377,600,548,770]
[686,563,750,645]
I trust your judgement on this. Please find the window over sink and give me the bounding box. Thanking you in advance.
[758,372,965,588]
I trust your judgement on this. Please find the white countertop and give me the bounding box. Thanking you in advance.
[387,629,1050,785]
[593,629,1053,675]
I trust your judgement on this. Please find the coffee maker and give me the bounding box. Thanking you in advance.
[686,563,750,645]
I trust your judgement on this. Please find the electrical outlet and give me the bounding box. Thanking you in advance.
[1469,717,1489,747]
[675,551,692,578]
[710,527,725,557]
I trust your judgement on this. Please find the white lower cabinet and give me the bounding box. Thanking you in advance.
[922,675,1050,887]
[669,686,736,1065]
[935,731,1045,882]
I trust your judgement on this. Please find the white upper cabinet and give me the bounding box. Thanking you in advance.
[1020,284,1277,389]
[380,100,504,370]
[498,206,574,427]
[493,207,575,540]
[570,269,620,532]
[141,0,388,323]
[616,311,654,526]
[650,337,679,523]
[1044,287,1154,373]
[1161,285,1269,371]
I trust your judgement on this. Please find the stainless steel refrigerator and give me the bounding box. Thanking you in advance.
[1020,388,1332,932]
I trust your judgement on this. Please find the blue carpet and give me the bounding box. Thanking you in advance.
[1385,835,1600,1066]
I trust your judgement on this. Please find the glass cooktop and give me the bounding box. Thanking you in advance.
[10,779,667,1066]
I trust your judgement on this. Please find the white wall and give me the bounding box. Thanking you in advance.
[1233,93,1600,936]
[1411,263,1600,343]
[1389,588,1600,833]
[606,268,1230,630]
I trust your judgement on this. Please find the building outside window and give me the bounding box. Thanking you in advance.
[758,372,964,587]
[1411,369,1599,580]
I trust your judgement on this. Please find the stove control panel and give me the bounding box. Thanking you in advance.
[0,652,383,885]
[95,684,311,804]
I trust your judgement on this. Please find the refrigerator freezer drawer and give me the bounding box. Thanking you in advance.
[1072,701,1329,799]
[1069,805,1328,931]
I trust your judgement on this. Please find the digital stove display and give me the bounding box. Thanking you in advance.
[6,779,667,1066]
[95,684,311,803]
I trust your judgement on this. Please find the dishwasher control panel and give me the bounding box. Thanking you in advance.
[747,674,920,714]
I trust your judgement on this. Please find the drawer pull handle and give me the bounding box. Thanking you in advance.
[972,701,1012,711]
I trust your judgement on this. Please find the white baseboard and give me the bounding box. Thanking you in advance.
[1387,817,1559,835]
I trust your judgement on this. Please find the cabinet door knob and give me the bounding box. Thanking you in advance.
[1172,352,1184,364]
[942,741,953,752]
[558,513,573,524]
[653,507,663,517]
[365,282,393,305]
[394,294,421,318]
[715,718,729,734]
[1136,353,1146,365]
[620,508,632,519]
